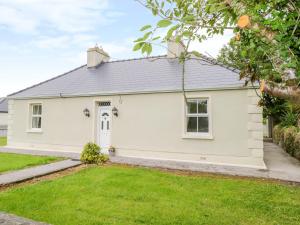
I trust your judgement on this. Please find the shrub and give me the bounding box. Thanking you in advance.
[282,127,298,156]
[273,125,283,145]
[294,133,300,161]
[280,110,299,127]
[97,154,109,164]
[80,142,108,164]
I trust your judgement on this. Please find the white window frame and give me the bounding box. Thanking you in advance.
[28,103,43,132]
[182,96,213,139]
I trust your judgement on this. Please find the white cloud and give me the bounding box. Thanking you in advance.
[189,30,234,57]
[0,0,122,33]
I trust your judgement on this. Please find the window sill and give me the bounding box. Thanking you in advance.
[26,129,43,133]
[182,133,213,140]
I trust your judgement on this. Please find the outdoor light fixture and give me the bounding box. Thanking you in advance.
[112,107,118,117]
[83,108,90,117]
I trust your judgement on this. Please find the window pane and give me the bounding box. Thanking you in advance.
[198,117,208,133]
[187,101,197,114]
[33,105,42,115]
[187,117,197,132]
[32,117,41,129]
[198,100,207,113]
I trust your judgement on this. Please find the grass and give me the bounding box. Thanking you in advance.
[0,153,61,174]
[0,137,7,146]
[0,165,300,225]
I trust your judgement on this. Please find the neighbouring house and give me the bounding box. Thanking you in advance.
[0,98,8,137]
[6,41,265,169]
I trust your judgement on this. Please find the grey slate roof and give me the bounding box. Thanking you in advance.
[9,55,244,99]
[0,98,8,113]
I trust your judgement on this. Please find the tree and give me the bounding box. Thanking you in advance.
[134,0,300,103]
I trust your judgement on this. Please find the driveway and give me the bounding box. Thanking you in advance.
[264,141,300,182]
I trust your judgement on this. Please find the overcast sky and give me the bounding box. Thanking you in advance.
[0,0,233,97]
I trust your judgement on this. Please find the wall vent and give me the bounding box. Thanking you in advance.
[99,101,111,106]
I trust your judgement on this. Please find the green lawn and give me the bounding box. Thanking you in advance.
[0,153,61,174]
[0,166,299,225]
[0,137,7,146]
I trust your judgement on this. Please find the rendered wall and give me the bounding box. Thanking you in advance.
[0,112,8,126]
[7,89,265,168]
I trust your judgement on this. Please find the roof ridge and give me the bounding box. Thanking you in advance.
[190,53,239,74]
[107,55,167,63]
[8,64,87,97]
[108,54,239,74]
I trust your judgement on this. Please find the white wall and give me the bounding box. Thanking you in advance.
[0,112,8,126]
[7,89,265,168]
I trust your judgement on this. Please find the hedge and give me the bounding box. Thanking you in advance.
[294,133,300,161]
[273,125,300,160]
[273,125,283,145]
[283,127,298,156]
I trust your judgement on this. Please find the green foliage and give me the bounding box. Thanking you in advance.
[294,133,300,161]
[273,125,283,145]
[135,0,300,89]
[280,110,299,128]
[97,154,109,164]
[283,126,298,156]
[140,24,152,31]
[80,142,108,164]
[259,94,288,123]
[157,19,172,28]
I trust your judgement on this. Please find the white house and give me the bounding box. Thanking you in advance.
[0,98,8,137]
[6,42,265,169]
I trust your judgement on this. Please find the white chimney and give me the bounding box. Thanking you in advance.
[167,38,185,58]
[87,45,110,68]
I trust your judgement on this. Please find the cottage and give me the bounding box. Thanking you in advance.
[6,41,265,169]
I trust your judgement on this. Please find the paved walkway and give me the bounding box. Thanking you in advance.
[111,142,300,183]
[0,159,81,186]
[0,212,50,225]
[264,142,300,182]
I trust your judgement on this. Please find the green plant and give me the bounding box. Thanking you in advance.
[280,110,299,128]
[97,154,109,164]
[80,142,108,164]
[294,133,300,161]
[283,127,298,156]
[273,125,283,145]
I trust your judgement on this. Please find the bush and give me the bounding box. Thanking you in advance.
[80,142,108,164]
[280,110,299,127]
[282,127,298,156]
[273,125,283,145]
[294,133,300,161]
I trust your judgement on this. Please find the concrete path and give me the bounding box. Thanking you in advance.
[111,142,300,183]
[0,147,80,160]
[0,212,50,225]
[264,142,300,182]
[0,159,81,186]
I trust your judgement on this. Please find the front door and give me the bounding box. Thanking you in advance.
[98,106,111,153]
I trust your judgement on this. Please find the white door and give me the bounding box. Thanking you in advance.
[98,107,111,153]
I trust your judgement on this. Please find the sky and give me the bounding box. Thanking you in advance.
[0,0,233,97]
